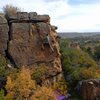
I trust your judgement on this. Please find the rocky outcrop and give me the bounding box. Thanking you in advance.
[0,14,9,55]
[77,79,100,100]
[0,12,62,82]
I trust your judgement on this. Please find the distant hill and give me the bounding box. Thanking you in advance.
[58,32,100,38]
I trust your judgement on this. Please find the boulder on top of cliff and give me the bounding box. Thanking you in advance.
[30,15,50,22]
[0,15,9,55]
[77,79,100,100]
[29,12,37,19]
[7,12,28,21]
[17,12,29,20]
[7,11,50,23]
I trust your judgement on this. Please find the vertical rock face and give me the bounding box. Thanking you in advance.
[78,79,100,100]
[0,14,9,55]
[0,12,62,84]
[6,12,62,77]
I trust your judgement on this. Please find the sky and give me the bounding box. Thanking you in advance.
[0,0,100,32]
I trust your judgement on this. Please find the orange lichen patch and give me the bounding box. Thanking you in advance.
[35,51,45,60]
[96,69,100,75]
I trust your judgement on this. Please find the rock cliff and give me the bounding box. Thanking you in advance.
[0,12,62,84]
[77,79,100,100]
[0,14,9,55]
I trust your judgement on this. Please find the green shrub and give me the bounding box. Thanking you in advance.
[31,66,49,83]
[60,39,98,88]
[52,77,68,95]
[0,55,7,77]
[0,89,4,100]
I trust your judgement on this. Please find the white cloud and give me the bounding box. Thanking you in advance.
[53,3,100,32]
[0,0,100,32]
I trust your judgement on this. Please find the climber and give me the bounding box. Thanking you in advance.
[43,34,54,52]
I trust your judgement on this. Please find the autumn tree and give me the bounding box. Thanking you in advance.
[5,76,15,100]
[30,86,56,100]
[5,66,36,100]
[52,77,67,96]
[5,66,57,100]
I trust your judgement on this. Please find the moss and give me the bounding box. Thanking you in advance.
[0,55,7,77]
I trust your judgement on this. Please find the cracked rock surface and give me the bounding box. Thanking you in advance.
[0,12,62,81]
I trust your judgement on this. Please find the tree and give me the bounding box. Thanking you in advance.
[15,67,36,99]
[5,67,36,100]
[5,76,15,100]
[30,86,56,100]
[94,45,100,61]
[5,67,57,100]
[52,77,67,96]
[86,47,93,57]
[3,5,20,20]
[60,39,98,88]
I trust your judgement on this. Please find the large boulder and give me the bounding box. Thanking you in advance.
[17,12,29,20]
[77,79,100,100]
[8,12,50,23]
[0,15,9,55]
[0,12,63,86]
[7,13,62,74]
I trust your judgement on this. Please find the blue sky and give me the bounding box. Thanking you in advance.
[0,0,100,32]
[68,0,100,5]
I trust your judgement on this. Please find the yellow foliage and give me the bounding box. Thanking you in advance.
[5,91,15,100]
[30,86,56,100]
[5,66,36,99]
[81,69,93,78]
[6,76,14,92]
[15,66,36,98]
[5,76,15,100]
[5,66,57,100]
[52,77,67,95]
[81,68,99,79]
[95,69,100,78]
